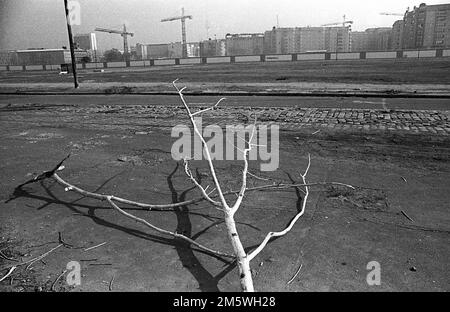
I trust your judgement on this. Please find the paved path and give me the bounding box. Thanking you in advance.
[1,95,448,135]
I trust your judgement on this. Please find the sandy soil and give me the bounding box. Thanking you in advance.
[0,117,449,292]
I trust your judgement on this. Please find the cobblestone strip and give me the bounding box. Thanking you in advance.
[2,104,450,135]
[84,105,450,135]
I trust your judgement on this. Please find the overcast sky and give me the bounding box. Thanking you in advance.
[1,0,449,51]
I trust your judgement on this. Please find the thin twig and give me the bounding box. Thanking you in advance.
[23,244,63,270]
[287,263,303,285]
[248,155,311,262]
[0,266,16,282]
[51,269,67,291]
[401,210,414,222]
[84,242,107,252]
[106,197,233,259]
[109,274,115,291]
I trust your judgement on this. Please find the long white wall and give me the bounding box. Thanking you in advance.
[3,49,449,72]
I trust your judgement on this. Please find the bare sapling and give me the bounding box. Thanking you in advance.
[7,80,354,292]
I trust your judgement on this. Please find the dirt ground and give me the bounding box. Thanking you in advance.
[2,58,450,85]
[0,113,449,292]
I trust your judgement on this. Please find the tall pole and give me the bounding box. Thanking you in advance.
[63,0,79,88]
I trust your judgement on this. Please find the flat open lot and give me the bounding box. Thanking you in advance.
[1,58,450,85]
[0,94,449,292]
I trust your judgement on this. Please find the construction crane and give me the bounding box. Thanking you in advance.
[95,24,134,61]
[321,15,353,27]
[161,7,193,58]
[380,12,404,16]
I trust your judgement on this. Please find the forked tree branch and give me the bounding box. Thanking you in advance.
[247,154,311,262]
[106,197,233,258]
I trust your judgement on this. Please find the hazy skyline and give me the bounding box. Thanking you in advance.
[1,0,449,51]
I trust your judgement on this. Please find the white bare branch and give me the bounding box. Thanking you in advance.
[191,98,227,116]
[173,79,230,210]
[183,158,223,208]
[231,119,257,214]
[53,173,202,210]
[106,197,233,258]
[247,155,311,262]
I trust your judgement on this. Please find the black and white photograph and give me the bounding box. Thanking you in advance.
[0,0,448,300]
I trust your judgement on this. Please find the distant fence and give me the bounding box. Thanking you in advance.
[1,48,449,72]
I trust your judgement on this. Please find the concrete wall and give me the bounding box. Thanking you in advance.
[9,65,23,71]
[403,50,420,58]
[107,61,126,68]
[180,58,201,65]
[25,65,44,71]
[297,53,325,60]
[130,61,145,67]
[154,59,176,66]
[366,51,397,59]
[85,63,104,69]
[265,54,292,62]
[418,50,437,57]
[4,49,449,72]
[336,52,360,60]
[206,56,231,64]
[235,55,260,62]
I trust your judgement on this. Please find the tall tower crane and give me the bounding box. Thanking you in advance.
[95,24,134,61]
[161,7,193,58]
[321,15,353,27]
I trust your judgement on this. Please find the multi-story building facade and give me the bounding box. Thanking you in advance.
[225,33,264,56]
[324,27,351,52]
[402,3,450,49]
[366,27,392,51]
[391,20,404,50]
[297,27,326,52]
[199,39,226,57]
[351,31,369,51]
[73,33,97,51]
[264,26,349,54]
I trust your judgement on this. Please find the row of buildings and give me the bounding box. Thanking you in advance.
[135,2,450,59]
[1,2,449,65]
[135,26,352,59]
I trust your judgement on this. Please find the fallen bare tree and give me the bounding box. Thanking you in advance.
[7,80,354,292]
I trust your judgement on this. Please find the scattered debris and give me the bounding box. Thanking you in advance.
[409,266,417,272]
[84,242,107,252]
[117,155,143,166]
[24,244,63,270]
[0,250,18,262]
